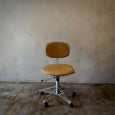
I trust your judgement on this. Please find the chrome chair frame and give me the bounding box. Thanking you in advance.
[39,76,72,104]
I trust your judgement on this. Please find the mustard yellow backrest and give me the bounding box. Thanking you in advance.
[46,42,69,58]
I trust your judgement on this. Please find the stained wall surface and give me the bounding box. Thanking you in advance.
[0,0,115,83]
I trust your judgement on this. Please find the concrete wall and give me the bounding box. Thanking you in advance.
[0,0,115,83]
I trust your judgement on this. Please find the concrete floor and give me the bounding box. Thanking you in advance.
[0,82,115,115]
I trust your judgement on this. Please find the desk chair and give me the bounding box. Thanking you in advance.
[39,42,75,107]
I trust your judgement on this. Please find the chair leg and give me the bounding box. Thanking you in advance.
[57,87,72,104]
[39,76,73,105]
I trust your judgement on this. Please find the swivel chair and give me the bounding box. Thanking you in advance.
[39,42,75,107]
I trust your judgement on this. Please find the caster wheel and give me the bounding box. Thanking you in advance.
[72,92,76,96]
[40,91,44,95]
[69,103,73,107]
[43,101,48,107]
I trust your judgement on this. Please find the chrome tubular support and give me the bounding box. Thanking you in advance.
[56,77,59,94]
[39,76,72,104]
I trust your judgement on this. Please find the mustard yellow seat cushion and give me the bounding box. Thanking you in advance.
[41,64,75,76]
